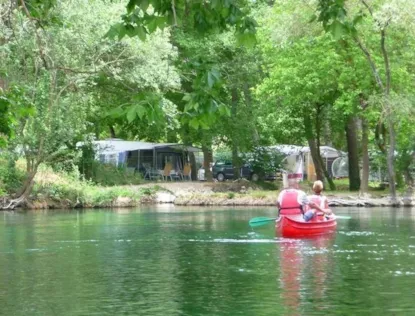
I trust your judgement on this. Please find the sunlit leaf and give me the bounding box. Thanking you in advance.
[126,106,137,123]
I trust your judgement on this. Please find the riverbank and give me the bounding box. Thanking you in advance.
[15,178,414,209]
[1,165,412,209]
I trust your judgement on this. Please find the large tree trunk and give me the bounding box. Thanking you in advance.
[403,155,414,206]
[243,83,260,145]
[109,125,116,138]
[188,152,197,181]
[387,117,398,204]
[3,160,41,209]
[323,120,332,147]
[181,123,197,181]
[316,150,336,190]
[231,88,240,179]
[202,143,213,182]
[315,105,336,190]
[346,116,361,191]
[360,117,370,193]
[304,115,324,182]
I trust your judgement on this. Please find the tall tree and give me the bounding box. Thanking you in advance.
[256,34,340,189]
[316,0,415,203]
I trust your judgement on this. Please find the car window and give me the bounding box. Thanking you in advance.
[215,161,232,166]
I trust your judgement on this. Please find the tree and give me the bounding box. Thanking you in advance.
[111,0,256,45]
[316,0,415,203]
[0,0,184,206]
[256,34,340,189]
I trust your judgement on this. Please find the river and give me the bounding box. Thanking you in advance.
[1,206,415,315]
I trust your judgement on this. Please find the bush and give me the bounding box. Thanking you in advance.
[0,155,25,196]
[241,146,284,178]
[76,140,142,186]
[31,171,148,207]
[91,163,142,186]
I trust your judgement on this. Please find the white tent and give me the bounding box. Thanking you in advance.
[268,145,345,158]
[268,144,346,180]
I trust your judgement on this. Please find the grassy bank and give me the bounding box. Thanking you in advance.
[0,163,162,209]
[0,160,399,209]
[31,166,164,208]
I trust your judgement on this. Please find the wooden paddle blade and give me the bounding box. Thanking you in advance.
[249,217,278,227]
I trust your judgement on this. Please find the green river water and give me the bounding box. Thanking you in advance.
[1,206,415,315]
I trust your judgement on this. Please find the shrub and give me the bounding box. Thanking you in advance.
[76,140,142,186]
[0,155,25,196]
[91,163,142,186]
[227,192,235,199]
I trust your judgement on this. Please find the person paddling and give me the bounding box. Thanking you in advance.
[276,178,327,221]
[303,180,332,222]
[276,178,310,216]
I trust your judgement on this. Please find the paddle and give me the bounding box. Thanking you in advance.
[334,215,351,219]
[249,215,351,227]
[249,217,278,227]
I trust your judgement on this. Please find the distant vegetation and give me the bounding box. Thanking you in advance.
[0,0,414,208]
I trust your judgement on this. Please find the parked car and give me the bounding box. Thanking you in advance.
[212,161,277,182]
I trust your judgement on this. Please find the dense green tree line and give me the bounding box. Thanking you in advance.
[0,0,414,206]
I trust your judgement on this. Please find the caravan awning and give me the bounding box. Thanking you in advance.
[76,139,201,155]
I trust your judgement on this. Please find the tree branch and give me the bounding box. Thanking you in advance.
[380,29,391,95]
[353,37,384,90]
[172,0,178,26]
[19,0,50,69]
[54,66,98,74]
[361,0,374,17]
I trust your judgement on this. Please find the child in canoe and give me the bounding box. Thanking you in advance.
[303,180,332,222]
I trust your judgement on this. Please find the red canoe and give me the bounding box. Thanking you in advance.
[276,214,337,238]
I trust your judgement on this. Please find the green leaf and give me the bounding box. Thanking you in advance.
[309,14,317,23]
[125,24,136,37]
[200,119,209,129]
[126,0,138,13]
[221,7,230,17]
[211,0,220,9]
[127,0,140,13]
[182,94,192,102]
[330,20,345,39]
[140,0,149,11]
[189,118,199,129]
[135,25,147,41]
[211,67,220,80]
[352,13,364,26]
[218,104,230,116]
[156,16,167,29]
[207,72,215,88]
[105,23,125,40]
[135,105,146,119]
[126,106,137,123]
[147,18,158,33]
[236,32,256,48]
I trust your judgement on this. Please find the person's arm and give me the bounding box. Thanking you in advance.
[309,201,324,213]
[276,191,284,209]
[323,196,329,209]
[310,201,332,215]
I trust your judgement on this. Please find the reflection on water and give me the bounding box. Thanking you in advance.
[1,206,415,315]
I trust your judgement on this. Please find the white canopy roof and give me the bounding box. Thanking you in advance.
[268,144,345,158]
[76,139,201,155]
